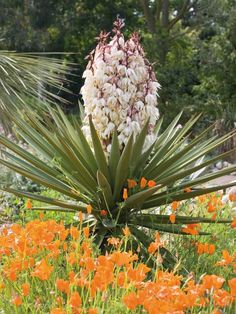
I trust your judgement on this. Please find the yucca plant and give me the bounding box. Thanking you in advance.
[0,105,235,266]
[0,19,235,267]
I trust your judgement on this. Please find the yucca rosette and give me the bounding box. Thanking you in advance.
[81,19,160,153]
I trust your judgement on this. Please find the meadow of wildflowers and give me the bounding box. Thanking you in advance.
[0,197,235,314]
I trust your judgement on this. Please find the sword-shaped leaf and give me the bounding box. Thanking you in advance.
[89,116,110,183]
[113,134,133,200]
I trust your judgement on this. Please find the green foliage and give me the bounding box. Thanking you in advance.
[0,106,235,262]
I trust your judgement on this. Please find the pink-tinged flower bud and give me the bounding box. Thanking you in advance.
[81,18,161,153]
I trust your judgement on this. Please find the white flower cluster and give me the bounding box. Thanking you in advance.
[81,19,160,153]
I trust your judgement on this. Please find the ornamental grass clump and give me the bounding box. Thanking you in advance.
[0,19,236,265]
[81,18,160,152]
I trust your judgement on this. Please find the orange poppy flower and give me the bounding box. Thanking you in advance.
[228,278,236,296]
[50,308,66,314]
[83,226,90,238]
[26,199,32,209]
[169,213,176,224]
[70,227,80,240]
[209,244,215,255]
[56,279,70,294]
[216,250,235,266]
[201,274,225,290]
[69,291,82,308]
[127,179,137,189]
[140,177,147,188]
[182,227,198,235]
[123,188,128,200]
[207,201,216,213]
[123,292,139,310]
[148,180,156,188]
[12,295,22,306]
[231,217,236,229]
[229,193,236,202]
[122,226,130,237]
[171,201,179,211]
[88,309,98,314]
[78,211,83,221]
[107,237,120,247]
[21,282,30,296]
[39,212,44,220]
[31,259,53,281]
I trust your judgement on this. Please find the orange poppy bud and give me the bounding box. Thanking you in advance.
[100,210,108,216]
[184,187,192,193]
[123,188,128,200]
[140,177,147,188]
[83,226,90,238]
[78,211,83,221]
[86,204,92,214]
[12,295,22,306]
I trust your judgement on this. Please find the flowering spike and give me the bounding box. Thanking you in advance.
[81,20,160,154]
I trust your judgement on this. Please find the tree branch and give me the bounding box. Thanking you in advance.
[167,0,191,31]
[162,0,169,28]
[140,0,156,33]
[155,0,163,25]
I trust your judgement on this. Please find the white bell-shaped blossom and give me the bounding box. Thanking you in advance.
[81,18,161,153]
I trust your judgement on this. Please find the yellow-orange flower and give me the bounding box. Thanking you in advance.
[140,177,147,188]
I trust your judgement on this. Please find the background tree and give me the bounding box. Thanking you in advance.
[0,0,235,133]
